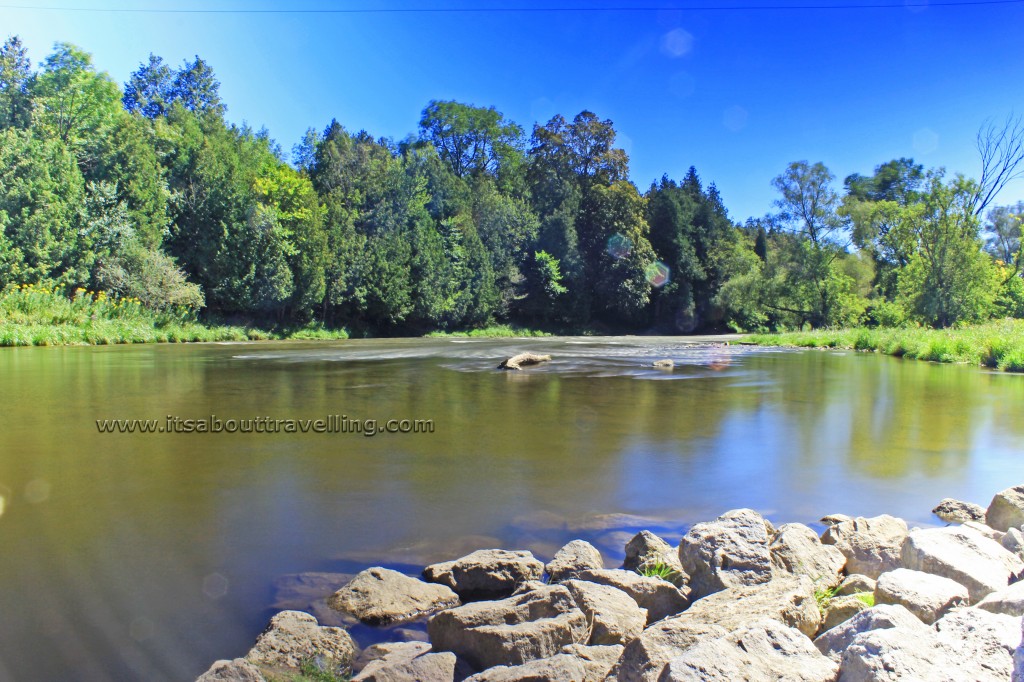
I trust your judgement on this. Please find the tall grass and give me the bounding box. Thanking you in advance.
[746,319,1024,372]
[0,284,347,346]
[424,324,550,338]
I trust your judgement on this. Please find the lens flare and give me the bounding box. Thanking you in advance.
[645,261,671,288]
[607,233,633,260]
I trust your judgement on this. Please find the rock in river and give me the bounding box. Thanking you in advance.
[328,567,460,626]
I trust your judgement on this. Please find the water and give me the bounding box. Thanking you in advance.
[1,337,1022,680]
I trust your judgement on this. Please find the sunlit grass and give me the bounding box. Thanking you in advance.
[745,319,1024,372]
[424,324,550,338]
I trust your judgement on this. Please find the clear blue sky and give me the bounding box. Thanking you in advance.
[3,0,1023,222]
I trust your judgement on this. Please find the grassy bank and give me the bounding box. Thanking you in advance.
[745,319,1024,372]
[423,324,551,338]
[0,284,349,347]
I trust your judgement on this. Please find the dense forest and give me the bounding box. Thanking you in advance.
[1,36,1022,335]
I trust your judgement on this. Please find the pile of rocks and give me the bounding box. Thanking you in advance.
[198,485,1024,681]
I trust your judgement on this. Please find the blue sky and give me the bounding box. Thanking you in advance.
[2,0,1023,222]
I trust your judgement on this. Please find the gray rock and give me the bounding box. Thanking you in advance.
[545,540,604,583]
[328,567,460,626]
[820,514,908,579]
[1014,618,1024,682]
[820,513,852,526]
[608,619,730,682]
[350,641,462,682]
[196,658,266,682]
[988,485,1024,532]
[652,359,674,369]
[681,574,821,638]
[770,522,846,587]
[935,607,1021,660]
[678,508,774,599]
[464,654,587,681]
[622,531,685,586]
[498,353,551,370]
[424,549,545,599]
[835,574,876,597]
[245,610,356,672]
[977,580,1024,616]
[426,584,589,670]
[813,604,926,662]
[933,497,986,523]
[1003,528,1024,558]
[901,526,1024,602]
[560,644,623,682]
[874,568,969,624]
[574,569,689,624]
[821,594,871,631]
[659,619,839,682]
[562,579,647,645]
[965,520,1007,543]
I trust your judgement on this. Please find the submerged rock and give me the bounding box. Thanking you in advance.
[498,353,551,370]
[933,497,987,523]
[328,567,460,626]
[652,359,674,369]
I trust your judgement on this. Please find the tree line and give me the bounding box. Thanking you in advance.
[1,36,1021,334]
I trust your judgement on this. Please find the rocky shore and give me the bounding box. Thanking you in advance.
[198,486,1024,681]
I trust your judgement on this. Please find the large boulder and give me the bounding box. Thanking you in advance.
[814,604,925,662]
[610,575,821,682]
[560,644,623,682]
[424,549,544,600]
[545,540,603,583]
[677,508,774,599]
[464,655,587,681]
[245,610,356,672]
[622,531,685,585]
[562,579,646,645]
[574,569,689,624]
[820,514,908,579]
[196,658,266,682]
[977,580,1024,616]
[901,526,1024,602]
[1003,528,1024,559]
[933,497,986,523]
[935,608,1021,670]
[987,485,1024,532]
[1015,618,1024,682]
[659,619,839,682]
[350,641,463,682]
[874,568,969,624]
[328,567,460,625]
[769,522,846,587]
[426,584,589,670]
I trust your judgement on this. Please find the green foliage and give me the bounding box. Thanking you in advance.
[854,592,875,607]
[637,562,683,585]
[419,100,524,179]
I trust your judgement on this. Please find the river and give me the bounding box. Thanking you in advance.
[1,337,1021,680]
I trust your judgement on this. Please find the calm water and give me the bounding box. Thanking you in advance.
[1,337,1022,681]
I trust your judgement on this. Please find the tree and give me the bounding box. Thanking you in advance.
[123,54,224,119]
[844,158,924,205]
[0,36,33,129]
[419,100,523,179]
[972,114,1024,216]
[984,201,1023,273]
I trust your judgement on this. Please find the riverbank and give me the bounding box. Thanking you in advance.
[198,485,1024,681]
[745,320,1024,372]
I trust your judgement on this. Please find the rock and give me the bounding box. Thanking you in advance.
[271,572,353,610]
[1003,528,1024,558]
[652,359,674,369]
[659,619,839,682]
[545,540,604,583]
[560,644,623,682]
[836,574,876,597]
[498,353,551,370]
[424,549,545,599]
[769,522,846,587]
[813,604,926,662]
[820,514,908,579]
[1015,618,1024,682]
[933,497,987,523]
[934,607,1021,660]
[463,654,587,681]
[608,619,729,682]
[821,594,870,631]
[988,485,1024,532]
[965,520,1007,543]
[622,531,685,586]
[677,508,774,599]
[901,526,1024,602]
[245,610,356,672]
[838,625,956,681]
[426,584,589,670]
[196,658,266,682]
[681,574,821,638]
[512,580,548,596]
[874,568,969,624]
[977,580,1024,616]
[573,569,689,624]
[350,641,463,682]
[562,579,647,645]
[328,567,460,626]
[820,513,852,526]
